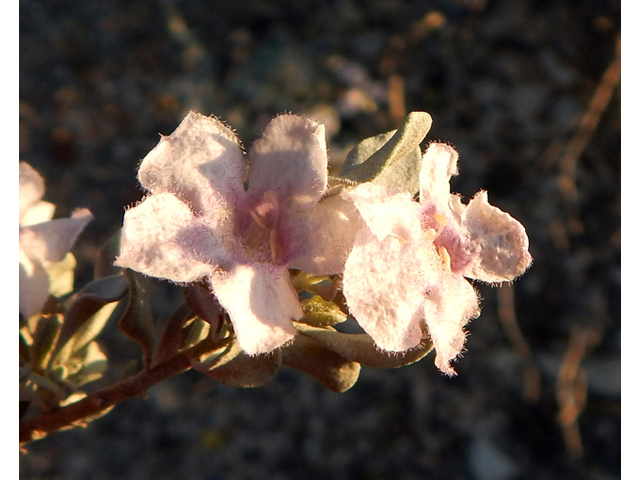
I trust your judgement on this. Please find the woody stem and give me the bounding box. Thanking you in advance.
[19,336,229,446]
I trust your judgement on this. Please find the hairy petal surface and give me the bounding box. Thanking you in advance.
[19,162,45,218]
[460,192,533,283]
[19,209,93,264]
[419,142,458,207]
[247,115,328,210]
[283,194,362,275]
[342,183,422,243]
[343,229,430,351]
[210,264,301,355]
[19,249,50,318]
[116,193,224,283]
[138,111,245,216]
[423,273,479,376]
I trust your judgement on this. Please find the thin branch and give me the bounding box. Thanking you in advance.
[19,336,230,446]
[558,33,621,203]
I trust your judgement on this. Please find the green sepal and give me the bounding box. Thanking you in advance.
[193,340,282,388]
[338,111,432,193]
[281,335,360,392]
[119,270,156,368]
[298,295,347,327]
[295,323,433,369]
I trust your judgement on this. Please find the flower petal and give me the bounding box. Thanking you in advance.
[342,182,422,243]
[247,115,328,209]
[19,208,93,264]
[283,194,362,275]
[115,193,223,283]
[419,143,459,207]
[19,248,50,318]
[19,162,45,219]
[461,191,533,283]
[423,273,479,376]
[209,264,300,355]
[20,201,56,227]
[343,229,432,352]
[138,111,246,216]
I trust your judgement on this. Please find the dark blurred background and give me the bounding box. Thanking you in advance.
[19,0,621,479]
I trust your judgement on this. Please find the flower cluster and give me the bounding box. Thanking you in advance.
[116,111,531,375]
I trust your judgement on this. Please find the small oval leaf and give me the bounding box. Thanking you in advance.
[339,111,432,193]
[196,340,281,388]
[281,335,360,392]
[295,323,433,368]
[119,270,156,367]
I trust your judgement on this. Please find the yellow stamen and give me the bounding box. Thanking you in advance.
[269,229,283,264]
[438,246,451,271]
[434,213,447,226]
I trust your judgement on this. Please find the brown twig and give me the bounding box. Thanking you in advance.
[388,74,406,127]
[556,326,601,460]
[19,336,230,446]
[558,34,621,203]
[497,285,541,403]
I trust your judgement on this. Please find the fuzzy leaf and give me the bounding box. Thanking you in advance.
[55,301,119,368]
[56,274,128,359]
[295,323,433,369]
[339,111,432,193]
[183,282,225,327]
[29,314,62,373]
[66,341,108,387]
[151,303,196,368]
[120,270,156,368]
[195,340,282,388]
[281,335,360,392]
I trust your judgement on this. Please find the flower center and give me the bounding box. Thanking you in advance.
[244,190,283,264]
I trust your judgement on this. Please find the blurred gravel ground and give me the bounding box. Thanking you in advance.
[19,0,621,479]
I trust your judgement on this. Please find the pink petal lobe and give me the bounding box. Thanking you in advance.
[342,183,422,243]
[138,111,245,216]
[461,191,533,283]
[19,249,50,318]
[247,115,328,209]
[19,208,93,264]
[115,193,222,283]
[343,229,430,352]
[419,143,459,206]
[19,162,45,218]
[209,264,300,355]
[283,194,363,275]
[423,274,479,376]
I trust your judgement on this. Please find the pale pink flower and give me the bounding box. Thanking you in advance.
[115,112,359,355]
[19,162,93,318]
[342,143,532,375]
